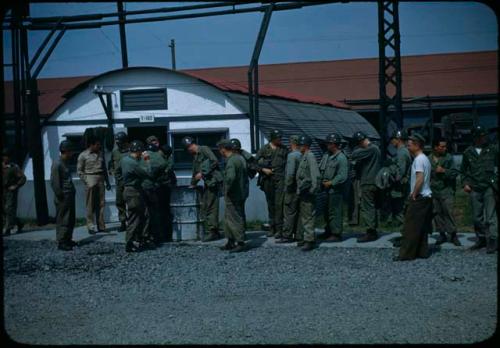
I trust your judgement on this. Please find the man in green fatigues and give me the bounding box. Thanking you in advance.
[2,148,26,236]
[430,138,461,246]
[182,136,223,242]
[50,140,77,251]
[109,132,129,232]
[159,144,176,242]
[276,135,301,244]
[218,139,249,253]
[461,125,498,253]
[296,135,320,251]
[318,133,349,242]
[351,131,381,242]
[230,138,258,180]
[255,129,289,238]
[121,140,153,252]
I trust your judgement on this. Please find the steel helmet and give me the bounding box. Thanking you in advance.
[129,140,145,153]
[352,131,367,144]
[270,129,283,140]
[325,133,342,145]
[298,135,312,146]
[230,138,242,150]
[181,136,194,148]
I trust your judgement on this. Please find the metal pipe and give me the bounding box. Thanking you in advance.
[169,39,176,70]
[29,18,62,69]
[377,1,387,157]
[12,23,22,164]
[117,1,128,68]
[32,28,66,79]
[254,65,260,150]
[248,71,255,153]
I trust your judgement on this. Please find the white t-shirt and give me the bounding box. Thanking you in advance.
[410,153,432,198]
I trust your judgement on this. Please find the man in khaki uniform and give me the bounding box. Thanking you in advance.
[77,136,111,234]
[183,136,223,242]
[295,135,320,252]
[109,132,129,232]
[2,148,26,236]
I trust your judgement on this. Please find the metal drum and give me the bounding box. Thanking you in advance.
[170,185,205,241]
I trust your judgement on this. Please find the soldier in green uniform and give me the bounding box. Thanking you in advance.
[276,135,301,244]
[109,132,129,232]
[430,138,461,246]
[350,131,381,242]
[182,136,223,242]
[121,140,153,252]
[295,135,320,251]
[159,144,176,242]
[318,133,349,242]
[461,125,498,253]
[218,139,249,253]
[2,148,26,236]
[50,140,77,251]
[255,129,289,238]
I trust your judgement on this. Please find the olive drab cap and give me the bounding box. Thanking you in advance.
[352,131,367,144]
[289,135,299,145]
[472,125,487,139]
[390,129,407,140]
[217,139,233,150]
[146,143,159,152]
[59,140,72,152]
[181,136,194,148]
[146,135,159,144]
[129,140,145,153]
[298,135,312,146]
[230,138,242,150]
[325,133,342,144]
[114,131,128,143]
[408,132,426,146]
[270,129,283,140]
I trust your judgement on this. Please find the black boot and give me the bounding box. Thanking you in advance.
[118,222,127,232]
[220,240,235,250]
[357,230,378,243]
[58,242,73,251]
[486,238,498,254]
[203,231,221,242]
[468,237,486,250]
[17,220,24,233]
[450,233,462,247]
[301,241,315,251]
[126,242,140,253]
[435,233,447,245]
[230,242,246,253]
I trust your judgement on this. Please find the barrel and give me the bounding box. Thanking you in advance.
[170,185,205,241]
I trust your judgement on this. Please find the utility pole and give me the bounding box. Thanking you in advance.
[117,1,128,68]
[169,39,176,70]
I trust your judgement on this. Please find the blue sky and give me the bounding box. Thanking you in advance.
[2,1,497,78]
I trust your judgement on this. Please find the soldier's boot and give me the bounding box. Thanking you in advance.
[435,233,448,245]
[68,240,78,247]
[324,234,342,243]
[468,237,486,250]
[276,237,295,244]
[391,236,402,247]
[296,240,305,247]
[118,221,127,232]
[450,233,462,247]
[220,239,236,250]
[230,242,246,253]
[301,241,315,251]
[203,230,222,242]
[486,238,498,254]
[125,242,140,253]
[57,242,73,251]
[357,230,378,243]
[17,221,24,233]
[317,231,332,240]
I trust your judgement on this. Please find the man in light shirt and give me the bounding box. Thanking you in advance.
[394,133,433,261]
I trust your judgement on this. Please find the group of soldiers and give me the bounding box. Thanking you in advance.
[3,124,497,258]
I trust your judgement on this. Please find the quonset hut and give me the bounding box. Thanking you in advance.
[17,66,379,222]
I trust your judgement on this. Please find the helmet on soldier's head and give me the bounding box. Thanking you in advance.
[390,129,407,140]
[59,140,72,153]
[352,131,367,144]
[146,143,159,152]
[181,136,194,148]
[270,129,283,140]
[230,138,241,150]
[114,132,128,143]
[325,133,342,145]
[129,140,145,153]
[217,139,233,150]
[472,125,487,139]
[289,135,299,145]
[298,135,312,146]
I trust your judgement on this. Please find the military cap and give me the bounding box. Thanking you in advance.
[216,139,233,150]
[146,135,159,144]
[352,131,367,144]
[298,135,312,146]
[325,133,342,144]
[408,132,426,146]
[289,135,299,145]
[472,125,487,139]
[160,144,173,157]
[146,143,159,152]
[270,129,283,140]
[129,140,145,153]
[390,129,407,140]
[230,138,242,150]
[114,131,128,142]
[181,136,195,148]
[59,140,72,152]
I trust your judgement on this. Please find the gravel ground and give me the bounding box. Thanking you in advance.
[2,237,497,345]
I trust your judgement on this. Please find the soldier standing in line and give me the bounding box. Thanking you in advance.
[217,139,249,253]
[430,138,461,246]
[159,144,176,242]
[255,129,289,238]
[121,140,153,252]
[317,133,349,242]
[2,148,26,236]
[350,131,382,242]
[182,136,223,242]
[276,135,301,244]
[230,138,258,179]
[77,136,111,234]
[109,132,129,232]
[461,125,498,253]
[295,135,321,252]
[50,140,77,251]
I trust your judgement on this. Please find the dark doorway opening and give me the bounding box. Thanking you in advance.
[127,125,168,146]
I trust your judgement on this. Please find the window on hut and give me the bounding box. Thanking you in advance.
[120,88,168,111]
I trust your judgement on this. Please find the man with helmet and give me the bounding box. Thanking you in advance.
[50,140,77,250]
[217,139,249,252]
[159,144,176,242]
[230,138,258,179]
[276,135,302,244]
[121,140,154,252]
[255,129,289,238]
[2,148,26,236]
[461,125,498,253]
[318,133,348,242]
[182,136,223,242]
[109,131,130,232]
[350,131,381,242]
[295,135,320,251]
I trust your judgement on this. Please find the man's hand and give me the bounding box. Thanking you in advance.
[435,166,445,174]
[464,185,472,193]
[262,168,273,176]
[8,185,17,191]
[142,151,150,161]
[410,192,417,201]
[322,180,332,189]
[194,172,203,181]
